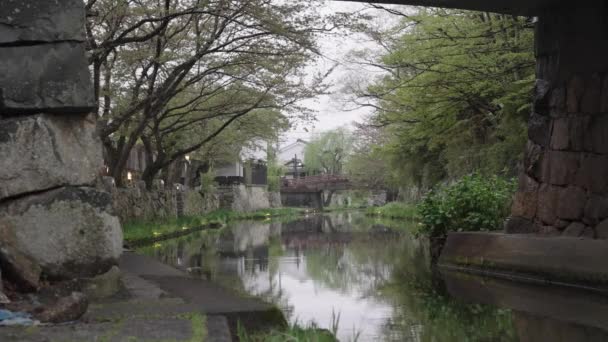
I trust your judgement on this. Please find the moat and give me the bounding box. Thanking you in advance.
[138,211,608,341]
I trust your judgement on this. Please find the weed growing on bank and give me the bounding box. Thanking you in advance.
[237,311,357,342]
[365,202,417,219]
[123,207,306,242]
[417,174,516,238]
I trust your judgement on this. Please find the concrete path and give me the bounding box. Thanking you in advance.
[0,251,285,341]
[118,252,286,336]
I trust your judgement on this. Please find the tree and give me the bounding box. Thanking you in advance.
[344,120,394,190]
[304,127,353,175]
[350,9,534,190]
[86,0,343,187]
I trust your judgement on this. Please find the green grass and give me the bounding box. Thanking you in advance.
[237,321,340,342]
[123,207,306,242]
[236,311,357,342]
[365,202,418,220]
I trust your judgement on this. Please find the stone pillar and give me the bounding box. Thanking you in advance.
[0,1,122,287]
[507,4,608,239]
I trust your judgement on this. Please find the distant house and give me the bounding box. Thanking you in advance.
[214,143,268,186]
[278,139,307,179]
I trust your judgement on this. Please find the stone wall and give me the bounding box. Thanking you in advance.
[507,5,608,239]
[101,179,219,223]
[219,185,281,212]
[0,1,122,286]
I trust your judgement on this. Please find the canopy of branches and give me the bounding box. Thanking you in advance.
[304,127,353,175]
[349,8,534,192]
[86,0,351,187]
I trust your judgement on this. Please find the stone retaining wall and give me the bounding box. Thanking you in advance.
[507,5,608,239]
[100,178,219,223]
[218,185,281,212]
[0,1,122,286]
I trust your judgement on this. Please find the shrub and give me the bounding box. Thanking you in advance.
[417,174,516,238]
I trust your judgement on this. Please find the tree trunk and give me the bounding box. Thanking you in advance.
[323,190,335,207]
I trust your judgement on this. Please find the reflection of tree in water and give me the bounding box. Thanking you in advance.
[377,245,517,342]
[138,213,515,341]
[304,234,401,295]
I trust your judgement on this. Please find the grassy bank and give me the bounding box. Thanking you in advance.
[237,321,339,342]
[365,202,418,220]
[123,207,307,244]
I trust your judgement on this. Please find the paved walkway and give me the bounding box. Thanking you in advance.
[0,252,284,341]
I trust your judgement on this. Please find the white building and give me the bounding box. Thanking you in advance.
[278,139,307,179]
[214,141,269,184]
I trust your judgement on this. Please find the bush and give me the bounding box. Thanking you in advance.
[417,174,516,238]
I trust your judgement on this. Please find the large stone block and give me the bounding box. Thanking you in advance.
[0,186,122,279]
[0,43,94,113]
[0,224,41,290]
[575,154,608,192]
[541,150,579,185]
[556,186,586,220]
[581,73,602,113]
[569,116,593,151]
[567,75,585,113]
[590,114,608,154]
[523,141,544,179]
[532,79,551,115]
[549,116,593,152]
[537,183,560,225]
[549,87,566,113]
[517,174,539,192]
[504,216,537,234]
[511,191,537,219]
[528,113,550,147]
[0,0,86,44]
[601,75,608,112]
[549,118,568,150]
[0,113,102,200]
[584,194,608,226]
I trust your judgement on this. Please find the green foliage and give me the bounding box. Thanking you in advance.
[123,216,210,242]
[365,202,417,219]
[184,313,207,342]
[267,145,285,192]
[123,208,305,242]
[417,174,516,238]
[237,317,340,342]
[199,169,217,195]
[304,128,353,175]
[90,0,340,185]
[237,323,338,342]
[344,122,396,190]
[381,273,516,342]
[355,9,534,189]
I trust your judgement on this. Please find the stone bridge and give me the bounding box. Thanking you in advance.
[1,0,607,288]
[280,175,352,209]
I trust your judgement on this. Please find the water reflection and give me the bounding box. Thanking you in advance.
[138,212,608,341]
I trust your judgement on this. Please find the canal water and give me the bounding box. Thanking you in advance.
[138,211,608,341]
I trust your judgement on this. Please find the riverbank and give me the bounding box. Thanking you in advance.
[365,202,417,220]
[0,251,286,341]
[123,207,311,246]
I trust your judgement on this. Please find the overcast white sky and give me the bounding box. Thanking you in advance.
[280,1,407,146]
